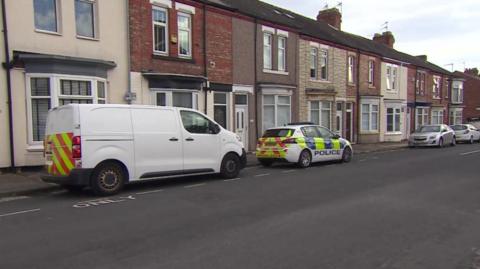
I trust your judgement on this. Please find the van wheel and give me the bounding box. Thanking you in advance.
[220,153,241,179]
[342,147,353,163]
[259,159,274,167]
[297,150,312,168]
[90,162,126,196]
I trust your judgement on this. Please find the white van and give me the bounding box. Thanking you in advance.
[42,104,246,195]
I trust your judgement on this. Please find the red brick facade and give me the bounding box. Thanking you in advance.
[455,71,480,121]
[358,53,381,96]
[206,8,233,84]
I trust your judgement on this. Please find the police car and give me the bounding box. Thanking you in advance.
[256,123,353,168]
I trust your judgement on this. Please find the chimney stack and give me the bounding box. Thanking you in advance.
[465,68,479,76]
[416,55,428,61]
[317,8,342,30]
[372,31,395,48]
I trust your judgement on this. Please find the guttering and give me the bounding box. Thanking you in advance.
[1,0,15,169]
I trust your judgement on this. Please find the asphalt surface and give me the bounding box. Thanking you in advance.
[1,144,480,269]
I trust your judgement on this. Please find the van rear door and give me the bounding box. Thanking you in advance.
[131,107,183,179]
[45,105,78,176]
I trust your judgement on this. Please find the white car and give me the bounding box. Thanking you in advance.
[450,124,480,144]
[256,124,353,168]
[42,104,246,195]
[409,124,456,147]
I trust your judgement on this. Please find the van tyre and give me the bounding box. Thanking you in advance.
[220,153,241,179]
[259,159,274,167]
[90,162,126,196]
[297,150,312,168]
[342,147,353,163]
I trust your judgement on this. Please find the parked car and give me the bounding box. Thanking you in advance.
[256,123,353,168]
[42,104,246,196]
[408,124,456,148]
[450,124,480,144]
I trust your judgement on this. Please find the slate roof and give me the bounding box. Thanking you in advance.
[200,0,452,76]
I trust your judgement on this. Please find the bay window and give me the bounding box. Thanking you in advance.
[361,103,378,131]
[27,75,107,143]
[431,109,444,125]
[309,101,331,129]
[154,90,198,109]
[263,33,273,70]
[386,107,401,133]
[415,107,429,129]
[449,109,463,125]
[263,95,290,131]
[178,13,192,57]
[152,6,168,54]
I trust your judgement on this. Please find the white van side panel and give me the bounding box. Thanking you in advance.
[46,105,79,136]
[80,106,135,179]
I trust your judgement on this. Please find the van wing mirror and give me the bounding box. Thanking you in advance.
[209,123,221,134]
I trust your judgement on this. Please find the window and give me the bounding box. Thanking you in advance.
[368,60,375,85]
[235,94,247,105]
[27,76,106,143]
[320,49,328,80]
[178,13,191,57]
[263,95,291,131]
[309,101,331,129]
[152,7,168,54]
[348,56,355,84]
[431,109,444,125]
[278,37,286,71]
[180,110,215,134]
[416,71,426,95]
[386,65,398,91]
[75,0,96,38]
[415,108,429,129]
[449,109,462,125]
[310,48,318,79]
[214,92,228,129]
[361,103,379,131]
[451,84,463,104]
[154,90,198,109]
[263,33,273,69]
[386,107,401,133]
[34,0,58,33]
[433,76,441,99]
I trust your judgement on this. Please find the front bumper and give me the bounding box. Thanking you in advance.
[409,138,439,147]
[41,168,93,186]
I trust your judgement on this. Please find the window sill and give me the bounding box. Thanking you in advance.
[27,144,44,152]
[360,130,379,135]
[309,79,330,83]
[368,84,375,89]
[152,54,195,63]
[385,132,402,135]
[432,97,441,100]
[35,29,62,36]
[76,35,100,41]
[347,83,355,87]
[263,69,289,76]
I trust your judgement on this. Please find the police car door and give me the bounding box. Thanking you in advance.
[300,126,323,163]
[316,126,343,161]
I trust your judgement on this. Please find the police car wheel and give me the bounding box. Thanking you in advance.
[297,150,312,168]
[259,159,274,167]
[90,162,126,196]
[220,153,241,179]
[342,147,352,163]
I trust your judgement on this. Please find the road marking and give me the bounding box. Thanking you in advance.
[282,170,296,173]
[460,150,480,156]
[0,196,30,203]
[359,159,368,162]
[184,183,206,189]
[73,195,136,208]
[0,208,40,218]
[223,178,241,182]
[255,173,270,177]
[136,189,164,195]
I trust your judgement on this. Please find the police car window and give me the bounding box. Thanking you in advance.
[316,126,334,139]
[263,129,293,137]
[180,111,214,134]
[301,126,320,138]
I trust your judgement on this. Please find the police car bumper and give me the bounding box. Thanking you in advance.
[256,148,301,163]
[41,168,93,186]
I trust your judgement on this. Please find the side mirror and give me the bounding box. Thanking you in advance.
[210,123,221,134]
[332,134,341,139]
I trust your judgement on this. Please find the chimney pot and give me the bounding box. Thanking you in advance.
[317,8,342,30]
[372,31,395,48]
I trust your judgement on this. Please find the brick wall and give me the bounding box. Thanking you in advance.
[460,73,480,121]
[129,0,205,76]
[358,54,380,96]
[206,9,232,84]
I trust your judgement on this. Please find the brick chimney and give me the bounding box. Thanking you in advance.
[465,68,479,76]
[317,8,342,30]
[372,31,395,48]
[416,55,428,61]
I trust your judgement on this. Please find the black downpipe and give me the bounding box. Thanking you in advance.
[355,50,360,144]
[202,3,208,114]
[413,67,418,130]
[1,0,15,169]
[253,19,259,141]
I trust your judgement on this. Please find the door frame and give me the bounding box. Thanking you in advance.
[234,93,249,150]
[345,102,354,142]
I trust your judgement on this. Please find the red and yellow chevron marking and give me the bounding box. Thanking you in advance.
[45,132,74,176]
[256,137,290,158]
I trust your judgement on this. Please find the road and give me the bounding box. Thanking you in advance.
[1,144,480,269]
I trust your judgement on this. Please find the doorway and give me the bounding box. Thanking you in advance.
[335,102,343,135]
[345,102,353,141]
[235,94,248,150]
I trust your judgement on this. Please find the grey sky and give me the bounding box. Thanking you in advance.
[263,0,480,72]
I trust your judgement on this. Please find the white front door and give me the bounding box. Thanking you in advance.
[335,102,343,135]
[235,106,248,150]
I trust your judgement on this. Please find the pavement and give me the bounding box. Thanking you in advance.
[0,142,407,198]
[1,143,480,268]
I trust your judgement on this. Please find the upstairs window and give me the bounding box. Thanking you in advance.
[320,49,328,80]
[368,60,375,85]
[451,85,463,104]
[347,55,355,84]
[278,37,286,71]
[433,76,441,99]
[263,33,273,70]
[178,13,192,57]
[386,65,398,91]
[416,72,426,96]
[75,0,96,38]
[152,6,168,54]
[34,0,58,33]
[310,48,318,79]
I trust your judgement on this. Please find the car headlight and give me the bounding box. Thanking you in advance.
[429,135,437,140]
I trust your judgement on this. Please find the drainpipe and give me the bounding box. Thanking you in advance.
[125,0,132,104]
[253,18,259,141]
[202,3,208,114]
[413,66,418,130]
[355,49,360,144]
[1,0,15,169]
